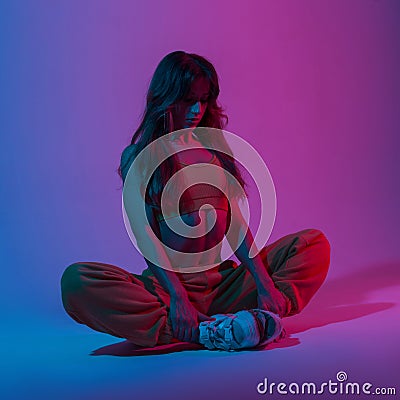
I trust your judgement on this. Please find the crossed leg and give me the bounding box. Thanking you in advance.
[60,228,330,347]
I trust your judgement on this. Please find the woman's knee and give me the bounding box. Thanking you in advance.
[60,262,91,308]
[296,228,331,283]
[307,229,331,283]
[302,229,330,256]
[61,263,85,290]
[61,263,100,324]
[300,228,326,244]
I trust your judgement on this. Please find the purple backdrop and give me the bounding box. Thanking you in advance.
[1,0,399,399]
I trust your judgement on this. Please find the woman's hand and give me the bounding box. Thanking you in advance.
[257,284,288,317]
[169,292,214,343]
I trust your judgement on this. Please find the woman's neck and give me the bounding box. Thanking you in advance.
[172,129,200,145]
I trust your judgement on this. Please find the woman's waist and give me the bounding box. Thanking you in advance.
[141,258,235,284]
[141,266,209,286]
[155,196,228,222]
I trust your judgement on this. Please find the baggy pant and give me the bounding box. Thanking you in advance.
[60,228,330,347]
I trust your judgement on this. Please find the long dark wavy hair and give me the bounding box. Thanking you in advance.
[118,50,248,210]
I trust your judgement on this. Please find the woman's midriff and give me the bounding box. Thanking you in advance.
[158,208,228,274]
[155,141,229,281]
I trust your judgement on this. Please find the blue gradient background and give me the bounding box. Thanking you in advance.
[1,1,399,399]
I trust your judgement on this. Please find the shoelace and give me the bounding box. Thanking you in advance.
[199,309,284,351]
[199,314,238,351]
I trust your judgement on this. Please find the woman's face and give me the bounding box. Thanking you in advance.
[171,77,210,130]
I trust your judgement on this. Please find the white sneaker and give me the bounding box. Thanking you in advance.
[199,309,283,351]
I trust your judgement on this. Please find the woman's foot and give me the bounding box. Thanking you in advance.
[198,309,283,351]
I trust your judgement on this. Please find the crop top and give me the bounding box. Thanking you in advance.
[147,150,231,234]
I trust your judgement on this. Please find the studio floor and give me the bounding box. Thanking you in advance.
[2,261,399,400]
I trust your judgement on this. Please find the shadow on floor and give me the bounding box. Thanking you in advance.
[283,260,399,335]
[91,340,204,356]
[91,260,399,357]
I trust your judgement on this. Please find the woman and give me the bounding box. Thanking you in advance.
[61,51,331,351]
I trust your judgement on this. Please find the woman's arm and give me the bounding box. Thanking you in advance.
[121,144,187,296]
[123,184,212,342]
[141,205,188,298]
[226,198,287,316]
[124,192,187,297]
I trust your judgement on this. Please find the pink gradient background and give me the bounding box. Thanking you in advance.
[1,1,399,399]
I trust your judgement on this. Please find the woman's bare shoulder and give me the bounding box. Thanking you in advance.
[120,144,138,181]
